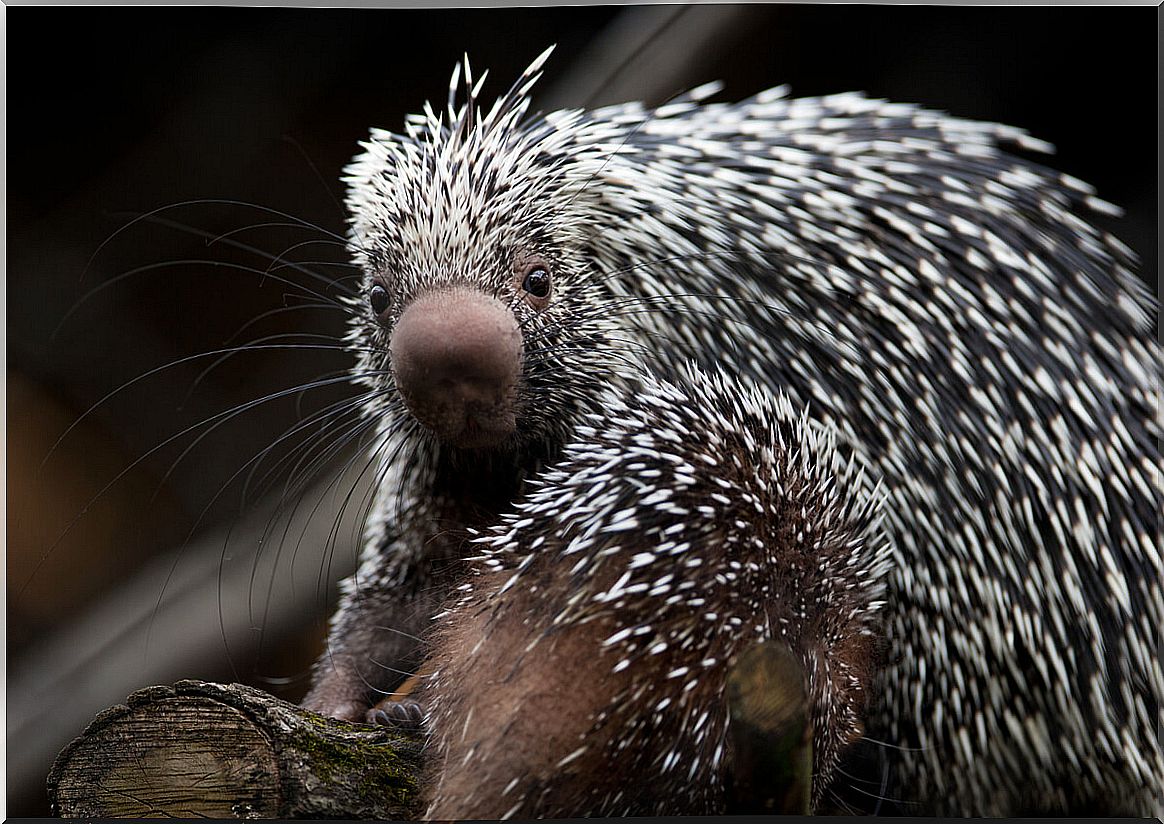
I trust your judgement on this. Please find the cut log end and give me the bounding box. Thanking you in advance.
[48,680,424,819]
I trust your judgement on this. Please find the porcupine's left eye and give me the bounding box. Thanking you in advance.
[521,266,551,299]
[369,284,389,317]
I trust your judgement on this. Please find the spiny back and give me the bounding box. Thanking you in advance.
[346,53,1161,814]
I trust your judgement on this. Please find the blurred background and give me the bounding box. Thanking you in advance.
[6,5,1157,815]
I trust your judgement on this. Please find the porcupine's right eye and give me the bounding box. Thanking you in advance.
[369,284,389,317]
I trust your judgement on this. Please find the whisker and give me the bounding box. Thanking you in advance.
[246,388,397,508]
[205,220,341,247]
[248,412,393,660]
[156,379,370,517]
[859,734,926,753]
[260,237,355,283]
[85,198,362,282]
[234,383,388,505]
[39,342,368,477]
[53,257,352,342]
[302,430,421,698]
[24,368,382,601]
[118,210,361,292]
[168,388,394,676]
[279,133,349,221]
[182,333,354,410]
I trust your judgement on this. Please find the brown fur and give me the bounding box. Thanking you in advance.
[414,405,889,818]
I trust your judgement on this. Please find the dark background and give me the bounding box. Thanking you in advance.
[5,5,1157,815]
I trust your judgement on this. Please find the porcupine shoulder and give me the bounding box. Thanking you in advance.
[317,50,1161,815]
[416,365,892,819]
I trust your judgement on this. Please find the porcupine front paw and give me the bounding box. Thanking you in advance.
[368,698,425,731]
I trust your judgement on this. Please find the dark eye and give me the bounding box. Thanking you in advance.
[522,267,551,299]
[369,284,389,316]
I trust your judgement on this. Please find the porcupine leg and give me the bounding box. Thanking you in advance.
[301,553,435,723]
[301,507,449,723]
[303,470,512,723]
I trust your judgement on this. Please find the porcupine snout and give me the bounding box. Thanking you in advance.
[389,287,522,450]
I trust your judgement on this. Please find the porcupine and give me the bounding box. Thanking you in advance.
[303,48,1162,816]
[414,365,893,818]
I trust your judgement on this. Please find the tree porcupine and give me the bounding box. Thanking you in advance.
[304,48,1162,815]
[416,365,892,818]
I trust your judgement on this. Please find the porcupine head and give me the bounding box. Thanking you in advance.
[418,366,894,818]
[343,46,645,464]
[303,47,659,721]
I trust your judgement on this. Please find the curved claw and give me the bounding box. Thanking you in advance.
[368,699,425,731]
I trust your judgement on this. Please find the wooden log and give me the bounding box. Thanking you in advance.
[48,641,812,818]
[47,680,424,819]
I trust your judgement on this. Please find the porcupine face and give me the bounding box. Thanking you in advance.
[341,54,631,458]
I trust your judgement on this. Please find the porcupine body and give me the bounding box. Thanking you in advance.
[308,50,1162,815]
[418,366,892,818]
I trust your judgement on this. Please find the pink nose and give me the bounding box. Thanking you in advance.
[389,288,523,449]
